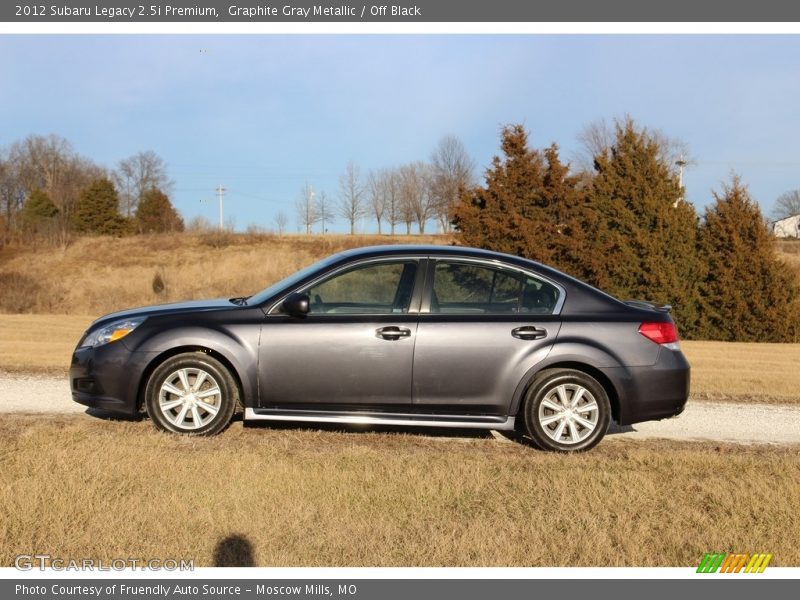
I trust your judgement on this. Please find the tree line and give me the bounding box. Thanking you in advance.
[453,119,800,342]
[291,135,474,235]
[0,134,183,246]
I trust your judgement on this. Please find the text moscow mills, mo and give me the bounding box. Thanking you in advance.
[16,4,423,19]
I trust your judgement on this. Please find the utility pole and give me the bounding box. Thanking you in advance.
[215,184,226,230]
[673,156,687,208]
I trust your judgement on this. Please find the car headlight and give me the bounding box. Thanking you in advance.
[81,317,145,348]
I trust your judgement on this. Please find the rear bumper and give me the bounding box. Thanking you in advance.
[70,344,156,416]
[601,346,690,426]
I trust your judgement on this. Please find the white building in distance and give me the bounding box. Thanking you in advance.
[772,214,800,238]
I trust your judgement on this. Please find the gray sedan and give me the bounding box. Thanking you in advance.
[71,245,689,451]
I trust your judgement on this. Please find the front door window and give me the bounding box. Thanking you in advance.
[305,261,418,315]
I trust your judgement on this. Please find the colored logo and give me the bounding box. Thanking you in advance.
[697,553,772,573]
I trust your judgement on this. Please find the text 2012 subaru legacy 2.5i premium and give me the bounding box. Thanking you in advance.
[71,245,689,451]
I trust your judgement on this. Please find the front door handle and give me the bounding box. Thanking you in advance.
[511,326,547,341]
[376,326,412,341]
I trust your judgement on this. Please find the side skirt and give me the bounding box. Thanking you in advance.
[244,407,516,431]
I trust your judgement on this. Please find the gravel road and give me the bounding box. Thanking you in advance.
[1,373,799,445]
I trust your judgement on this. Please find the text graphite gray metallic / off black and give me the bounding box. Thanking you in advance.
[70,245,689,451]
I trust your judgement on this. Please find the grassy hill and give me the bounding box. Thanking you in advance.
[776,239,800,281]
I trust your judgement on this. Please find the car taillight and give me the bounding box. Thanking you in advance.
[638,322,679,349]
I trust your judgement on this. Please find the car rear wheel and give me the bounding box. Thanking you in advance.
[145,353,237,435]
[522,369,610,452]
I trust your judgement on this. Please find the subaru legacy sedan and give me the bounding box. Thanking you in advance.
[71,245,689,451]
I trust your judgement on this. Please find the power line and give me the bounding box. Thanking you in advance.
[691,160,800,168]
[225,188,287,205]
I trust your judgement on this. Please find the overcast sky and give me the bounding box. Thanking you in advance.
[1,34,799,232]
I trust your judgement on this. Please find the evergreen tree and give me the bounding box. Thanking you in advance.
[21,188,59,232]
[72,178,127,235]
[587,119,703,336]
[452,125,548,259]
[540,144,594,279]
[697,176,800,342]
[453,125,598,279]
[136,188,184,233]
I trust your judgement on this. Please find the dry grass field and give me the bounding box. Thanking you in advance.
[776,239,800,279]
[1,415,798,567]
[682,341,800,403]
[0,314,93,374]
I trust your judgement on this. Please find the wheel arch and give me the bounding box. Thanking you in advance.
[136,346,246,414]
[512,360,622,423]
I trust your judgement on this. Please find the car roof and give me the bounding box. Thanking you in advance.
[335,244,560,277]
[337,244,537,263]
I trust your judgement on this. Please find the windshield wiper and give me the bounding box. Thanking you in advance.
[228,296,250,306]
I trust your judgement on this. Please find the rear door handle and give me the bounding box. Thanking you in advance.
[376,326,412,341]
[511,326,547,340]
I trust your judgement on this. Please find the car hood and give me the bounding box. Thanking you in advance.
[91,298,240,327]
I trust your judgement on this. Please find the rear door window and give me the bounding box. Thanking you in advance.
[431,261,559,315]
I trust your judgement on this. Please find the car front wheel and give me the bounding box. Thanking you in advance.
[522,369,611,452]
[145,353,237,435]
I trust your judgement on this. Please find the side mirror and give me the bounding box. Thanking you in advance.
[281,292,310,317]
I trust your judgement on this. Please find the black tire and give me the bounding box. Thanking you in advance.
[522,368,611,452]
[145,353,237,436]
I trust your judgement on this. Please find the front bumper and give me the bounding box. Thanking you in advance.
[601,346,690,426]
[70,342,156,416]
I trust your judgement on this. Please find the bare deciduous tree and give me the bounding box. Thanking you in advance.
[338,161,366,235]
[430,135,474,233]
[113,150,174,218]
[11,134,73,195]
[367,170,387,234]
[274,211,288,236]
[399,162,433,234]
[0,150,26,242]
[9,134,104,246]
[187,215,213,233]
[574,117,693,177]
[383,168,401,235]
[295,183,318,234]
[772,189,800,221]
[316,191,333,234]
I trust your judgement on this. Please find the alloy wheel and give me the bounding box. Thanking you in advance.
[536,383,599,445]
[157,367,222,430]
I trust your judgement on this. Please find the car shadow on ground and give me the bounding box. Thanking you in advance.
[245,418,636,439]
[83,407,636,443]
[83,408,246,423]
[607,422,636,435]
[84,408,142,422]
[243,419,497,439]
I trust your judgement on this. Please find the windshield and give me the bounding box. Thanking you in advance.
[247,253,343,307]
